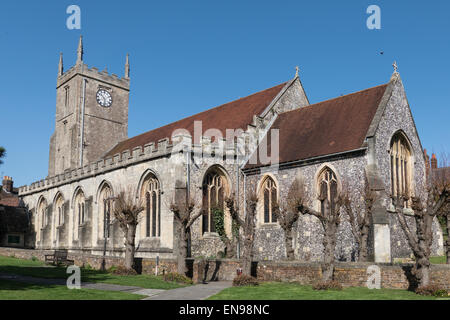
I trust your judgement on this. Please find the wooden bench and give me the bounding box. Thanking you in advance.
[44,250,74,266]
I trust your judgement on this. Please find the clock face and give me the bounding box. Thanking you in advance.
[96,89,112,107]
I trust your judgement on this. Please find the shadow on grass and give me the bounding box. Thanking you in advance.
[0,264,118,283]
[0,279,143,300]
[0,263,188,290]
[0,278,62,291]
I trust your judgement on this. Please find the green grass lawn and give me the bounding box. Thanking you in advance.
[0,279,143,300]
[208,282,439,300]
[0,255,187,290]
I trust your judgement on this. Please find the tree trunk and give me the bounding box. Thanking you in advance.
[124,224,136,270]
[412,214,432,288]
[177,223,188,275]
[359,224,369,262]
[241,234,253,276]
[414,256,431,287]
[322,221,337,282]
[285,228,295,260]
[241,217,255,276]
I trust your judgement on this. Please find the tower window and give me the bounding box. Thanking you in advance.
[64,86,70,108]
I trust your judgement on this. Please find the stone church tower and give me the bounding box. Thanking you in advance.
[48,36,130,176]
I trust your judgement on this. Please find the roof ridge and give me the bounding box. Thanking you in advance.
[244,81,389,169]
[279,82,389,116]
[114,81,288,143]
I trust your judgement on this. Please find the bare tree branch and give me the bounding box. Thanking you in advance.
[112,186,145,270]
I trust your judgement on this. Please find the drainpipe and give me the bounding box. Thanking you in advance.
[236,166,240,259]
[186,148,191,257]
[238,171,247,257]
[186,149,190,199]
[79,78,87,167]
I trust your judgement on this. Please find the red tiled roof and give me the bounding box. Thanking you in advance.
[245,83,389,169]
[104,81,288,158]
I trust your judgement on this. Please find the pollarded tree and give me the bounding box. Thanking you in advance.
[170,186,202,275]
[296,176,346,282]
[211,206,239,258]
[272,178,304,260]
[432,155,450,264]
[393,170,449,287]
[343,182,375,262]
[112,187,145,271]
[225,185,258,276]
[441,201,450,264]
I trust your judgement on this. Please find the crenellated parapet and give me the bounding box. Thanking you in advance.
[57,63,130,90]
[18,132,250,197]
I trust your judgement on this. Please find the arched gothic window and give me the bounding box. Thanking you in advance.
[55,195,64,226]
[75,190,85,226]
[39,201,47,228]
[317,168,338,214]
[390,133,412,206]
[202,170,228,234]
[99,184,112,239]
[143,178,160,238]
[36,198,47,244]
[260,176,278,224]
[74,190,85,241]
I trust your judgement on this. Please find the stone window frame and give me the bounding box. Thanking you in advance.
[317,167,338,215]
[389,131,413,208]
[73,188,86,241]
[64,85,70,108]
[201,166,231,237]
[257,174,279,227]
[313,164,342,214]
[36,197,48,239]
[54,193,65,227]
[97,182,113,240]
[141,176,161,239]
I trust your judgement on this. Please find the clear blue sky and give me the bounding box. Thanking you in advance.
[0,1,449,187]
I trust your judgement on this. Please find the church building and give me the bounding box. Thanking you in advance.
[18,37,443,263]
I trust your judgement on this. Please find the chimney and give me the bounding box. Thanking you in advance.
[431,154,438,170]
[424,149,430,178]
[2,176,13,193]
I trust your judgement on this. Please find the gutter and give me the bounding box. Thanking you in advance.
[243,147,368,174]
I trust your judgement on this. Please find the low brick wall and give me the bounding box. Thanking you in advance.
[191,259,241,283]
[1,247,449,290]
[0,247,177,275]
[193,259,450,290]
[255,261,450,290]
